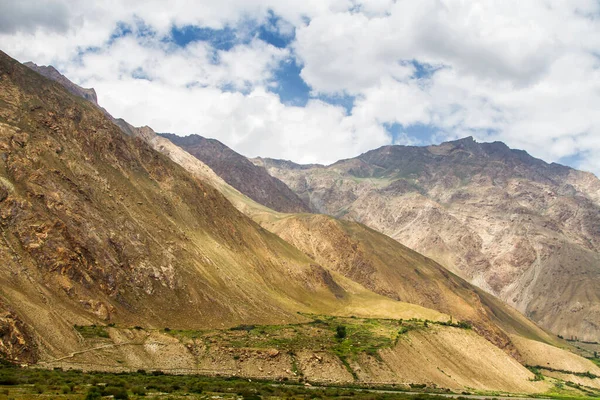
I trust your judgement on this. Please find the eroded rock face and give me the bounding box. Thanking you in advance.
[255,138,600,341]
[0,302,37,364]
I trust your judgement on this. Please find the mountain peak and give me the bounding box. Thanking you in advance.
[23,61,98,105]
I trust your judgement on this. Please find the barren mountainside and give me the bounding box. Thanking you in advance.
[0,50,360,362]
[254,139,600,341]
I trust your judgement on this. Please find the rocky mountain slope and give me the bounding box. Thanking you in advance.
[254,138,600,341]
[0,49,401,363]
[158,133,310,214]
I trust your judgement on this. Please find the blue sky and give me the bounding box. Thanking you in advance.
[2,1,600,173]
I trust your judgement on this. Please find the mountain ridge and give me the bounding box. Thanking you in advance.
[254,136,600,341]
[158,133,311,214]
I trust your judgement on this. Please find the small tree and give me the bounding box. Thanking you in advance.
[335,325,347,339]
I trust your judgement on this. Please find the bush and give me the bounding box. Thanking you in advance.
[335,325,347,339]
[457,321,472,329]
[189,382,203,393]
[409,383,426,389]
[104,386,129,399]
[132,386,146,396]
[230,325,255,332]
[0,374,17,385]
[33,384,45,394]
[85,386,102,400]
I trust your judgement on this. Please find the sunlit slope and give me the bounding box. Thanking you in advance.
[0,50,441,363]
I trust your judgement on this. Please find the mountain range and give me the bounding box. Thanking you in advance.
[0,52,597,395]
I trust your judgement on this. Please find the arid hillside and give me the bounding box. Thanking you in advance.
[0,49,391,364]
[255,139,600,342]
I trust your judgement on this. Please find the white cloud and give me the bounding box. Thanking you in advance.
[1,0,600,175]
[0,0,70,34]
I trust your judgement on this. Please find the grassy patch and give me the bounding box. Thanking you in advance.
[73,325,110,339]
[164,314,418,361]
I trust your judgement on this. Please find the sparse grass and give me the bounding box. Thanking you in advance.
[74,325,110,339]
[165,314,407,360]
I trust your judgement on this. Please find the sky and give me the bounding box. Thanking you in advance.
[1,1,600,175]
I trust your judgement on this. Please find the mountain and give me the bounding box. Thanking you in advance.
[157,133,310,214]
[254,138,600,341]
[23,62,98,105]
[1,50,390,363]
[12,52,600,395]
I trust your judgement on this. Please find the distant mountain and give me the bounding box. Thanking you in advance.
[159,133,310,214]
[255,137,600,341]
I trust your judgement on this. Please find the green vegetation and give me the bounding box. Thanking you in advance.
[166,315,403,360]
[528,365,598,380]
[527,367,545,381]
[335,325,347,339]
[74,324,110,339]
[0,362,457,400]
[163,314,474,367]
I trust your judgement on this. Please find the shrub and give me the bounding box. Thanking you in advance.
[0,374,17,385]
[409,383,426,389]
[230,325,255,332]
[335,325,347,339]
[104,386,129,399]
[457,321,472,329]
[32,384,45,394]
[132,386,146,396]
[85,386,102,400]
[189,383,203,393]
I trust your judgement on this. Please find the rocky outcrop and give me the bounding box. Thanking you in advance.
[0,301,37,364]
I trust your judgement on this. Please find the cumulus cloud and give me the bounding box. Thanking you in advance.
[0,0,70,34]
[1,0,600,175]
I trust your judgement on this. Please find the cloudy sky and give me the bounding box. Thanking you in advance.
[1,0,600,175]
